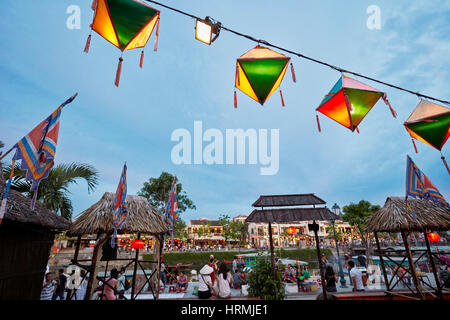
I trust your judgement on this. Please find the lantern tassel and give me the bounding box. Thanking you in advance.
[280,89,285,107]
[290,63,296,83]
[236,65,240,86]
[139,50,144,68]
[356,127,360,134]
[91,0,98,11]
[382,93,397,118]
[153,18,160,52]
[83,34,91,53]
[442,154,450,175]
[411,138,418,153]
[316,114,321,132]
[234,90,237,109]
[115,57,123,87]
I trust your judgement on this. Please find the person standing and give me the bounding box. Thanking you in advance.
[325,265,338,292]
[52,269,67,300]
[117,267,127,299]
[348,260,364,292]
[41,272,57,300]
[160,260,167,289]
[232,257,238,273]
[102,268,119,300]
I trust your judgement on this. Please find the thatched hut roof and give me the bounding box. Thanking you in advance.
[246,207,339,223]
[67,192,170,236]
[0,162,71,231]
[365,197,450,233]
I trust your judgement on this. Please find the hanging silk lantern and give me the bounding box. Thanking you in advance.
[85,0,161,86]
[286,226,296,235]
[131,239,144,250]
[234,45,294,107]
[404,100,450,174]
[315,75,396,132]
[427,232,440,243]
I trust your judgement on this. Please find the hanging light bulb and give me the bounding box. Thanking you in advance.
[195,16,221,45]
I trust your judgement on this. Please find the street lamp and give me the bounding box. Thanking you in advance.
[331,203,347,287]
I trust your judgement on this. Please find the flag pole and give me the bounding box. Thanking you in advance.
[0,147,14,161]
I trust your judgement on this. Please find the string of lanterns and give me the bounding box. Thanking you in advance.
[84,0,449,173]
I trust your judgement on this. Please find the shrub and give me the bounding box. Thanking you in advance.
[247,254,285,300]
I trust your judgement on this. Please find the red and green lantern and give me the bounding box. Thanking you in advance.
[234,45,296,108]
[315,75,397,133]
[404,99,450,174]
[85,0,161,86]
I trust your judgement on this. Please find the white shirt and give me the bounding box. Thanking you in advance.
[233,260,238,271]
[218,273,232,298]
[350,267,364,290]
[199,274,212,292]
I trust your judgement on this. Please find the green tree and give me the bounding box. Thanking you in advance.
[248,254,285,300]
[138,172,196,213]
[173,218,187,239]
[218,214,233,243]
[2,162,99,220]
[342,200,380,263]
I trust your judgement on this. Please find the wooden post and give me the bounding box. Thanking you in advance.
[73,235,82,262]
[154,234,163,300]
[374,232,390,292]
[130,233,141,299]
[311,220,327,300]
[268,221,276,280]
[423,232,442,300]
[84,233,107,300]
[401,231,424,300]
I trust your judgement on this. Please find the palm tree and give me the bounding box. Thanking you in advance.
[2,162,99,220]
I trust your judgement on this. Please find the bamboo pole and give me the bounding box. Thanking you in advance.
[401,231,424,300]
[374,232,390,292]
[155,234,163,300]
[423,232,442,300]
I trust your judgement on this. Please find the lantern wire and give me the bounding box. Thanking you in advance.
[143,0,450,106]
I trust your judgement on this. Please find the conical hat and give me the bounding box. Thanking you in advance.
[200,265,214,275]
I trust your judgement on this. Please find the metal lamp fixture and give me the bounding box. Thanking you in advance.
[195,16,221,45]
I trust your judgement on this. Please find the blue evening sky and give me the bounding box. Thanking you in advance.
[0,0,449,221]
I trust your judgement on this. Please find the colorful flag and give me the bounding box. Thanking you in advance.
[165,177,179,244]
[0,94,77,219]
[111,163,128,247]
[406,155,449,208]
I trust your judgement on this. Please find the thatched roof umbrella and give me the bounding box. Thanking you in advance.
[68,192,169,236]
[0,162,70,299]
[365,197,450,300]
[67,192,169,300]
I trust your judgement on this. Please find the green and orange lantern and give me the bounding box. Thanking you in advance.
[315,75,397,133]
[234,45,296,108]
[85,0,161,86]
[404,100,450,174]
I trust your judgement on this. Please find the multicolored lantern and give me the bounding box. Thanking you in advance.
[234,45,296,108]
[316,75,397,132]
[426,232,440,243]
[286,226,296,235]
[85,0,161,86]
[404,99,450,174]
[131,239,144,250]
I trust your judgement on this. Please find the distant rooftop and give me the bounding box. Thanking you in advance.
[252,194,326,207]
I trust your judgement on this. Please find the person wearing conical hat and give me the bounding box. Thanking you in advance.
[198,265,214,299]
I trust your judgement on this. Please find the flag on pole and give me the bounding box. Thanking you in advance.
[165,177,179,244]
[111,163,128,247]
[0,93,77,221]
[406,155,449,209]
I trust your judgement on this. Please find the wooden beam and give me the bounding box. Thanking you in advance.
[268,221,276,280]
[401,231,424,300]
[374,232,390,292]
[130,233,141,299]
[423,232,443,300]
[84,233,107,300]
